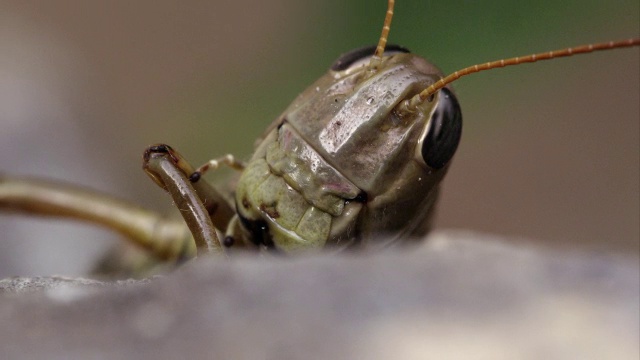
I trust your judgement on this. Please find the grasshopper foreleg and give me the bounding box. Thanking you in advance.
[142,144,229,255]
[189,154,246,182]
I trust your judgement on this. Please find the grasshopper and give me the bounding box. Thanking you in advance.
[0,0,638,277]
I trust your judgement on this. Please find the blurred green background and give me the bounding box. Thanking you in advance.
[1,0,638,276]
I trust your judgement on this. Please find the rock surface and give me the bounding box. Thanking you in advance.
[0,231,638,359]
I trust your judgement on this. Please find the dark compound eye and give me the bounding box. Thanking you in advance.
[420,88,463,169]
[331,44,410,71]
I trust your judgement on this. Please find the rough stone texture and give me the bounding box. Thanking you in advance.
[0,231,637,360]
[0,276,153,295]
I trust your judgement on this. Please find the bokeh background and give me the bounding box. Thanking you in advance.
[1,0,638,277]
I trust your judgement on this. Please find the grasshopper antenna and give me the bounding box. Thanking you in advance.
[397,38,640,114]
[367,0,395,75]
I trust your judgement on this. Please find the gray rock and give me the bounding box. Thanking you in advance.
[0,231,638,360]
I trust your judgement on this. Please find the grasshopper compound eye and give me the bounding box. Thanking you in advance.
[418,88,462,170]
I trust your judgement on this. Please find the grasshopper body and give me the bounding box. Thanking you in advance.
[0,0,637,276]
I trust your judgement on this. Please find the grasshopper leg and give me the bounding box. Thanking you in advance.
[0,176,197,264]
[142,145,225,255]
[189,154,246,182]
[0,144,239,271]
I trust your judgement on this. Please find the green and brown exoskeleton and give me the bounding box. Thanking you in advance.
[1,0,638,277]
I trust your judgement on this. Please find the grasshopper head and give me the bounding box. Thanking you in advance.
[282,47,462,244]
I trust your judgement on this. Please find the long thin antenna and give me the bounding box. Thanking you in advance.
[397,38,640,114]
[367,0,395,74]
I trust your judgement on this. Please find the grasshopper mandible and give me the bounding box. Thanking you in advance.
[0,0,638,276]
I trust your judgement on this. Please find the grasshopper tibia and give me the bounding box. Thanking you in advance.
[0,176,195,263]
[142,144,228,255]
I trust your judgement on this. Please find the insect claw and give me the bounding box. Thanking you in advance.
[223,236,234,247]
[149,144,171,153]
[189,172,202,183]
